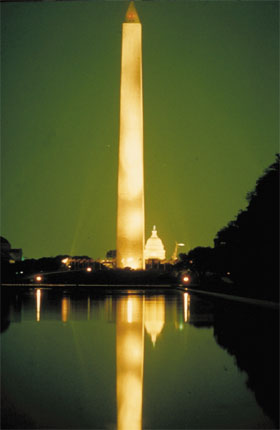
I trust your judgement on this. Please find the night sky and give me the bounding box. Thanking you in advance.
[1,0,278,260]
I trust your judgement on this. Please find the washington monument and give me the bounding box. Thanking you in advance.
[116,1,145,269]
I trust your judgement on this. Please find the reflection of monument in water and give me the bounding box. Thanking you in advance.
[116,295,166,430]
[34,290,210,330]
[116,296,144,430]
[116,1,145,270]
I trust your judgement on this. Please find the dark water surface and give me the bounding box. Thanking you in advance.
[1,288,279,429]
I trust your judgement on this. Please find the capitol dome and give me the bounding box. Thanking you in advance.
[144,226,166,261]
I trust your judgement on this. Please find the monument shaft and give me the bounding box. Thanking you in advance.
[117,5,145,269]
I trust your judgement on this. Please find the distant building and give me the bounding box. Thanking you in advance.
[61,256,96,270]
[144,226,166,261]
[0,237,22,262]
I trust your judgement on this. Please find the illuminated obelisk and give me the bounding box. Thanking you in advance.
[117,1,145,269]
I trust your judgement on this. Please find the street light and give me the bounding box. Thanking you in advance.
[171,242,185,262]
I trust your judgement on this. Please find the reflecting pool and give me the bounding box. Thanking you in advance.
[1,288,279,429]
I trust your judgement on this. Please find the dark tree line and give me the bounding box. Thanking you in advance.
[177,154,279,301]
[187,295,279,427]
[213,300,279,427]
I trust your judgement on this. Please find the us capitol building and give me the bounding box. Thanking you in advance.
[144,226,166,261]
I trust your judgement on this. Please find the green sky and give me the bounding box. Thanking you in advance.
[1,0,278,259]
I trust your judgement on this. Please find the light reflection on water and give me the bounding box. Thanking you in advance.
[36,289,41,322]
[1,288,278,429]
[117,296,144,430]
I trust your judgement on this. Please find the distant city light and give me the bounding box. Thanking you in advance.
[123,257,139,270]
[62,258,68,264]
[86,267,92,272]
[183,276,190,283]
[35,275,42,282]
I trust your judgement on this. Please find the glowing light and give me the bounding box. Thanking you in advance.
[86,267,92,272]
[172,242,185,262]
[117,3,144,270]
[35,275,42,282]
[183,276,190,283]
[227,271,231,275]
[62,258,68,264]
[36,289,41,322]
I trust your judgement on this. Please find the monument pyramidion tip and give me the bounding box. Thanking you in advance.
[125,1,140,23]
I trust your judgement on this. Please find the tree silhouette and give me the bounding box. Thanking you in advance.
[214,154,279,300]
